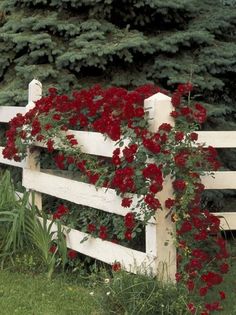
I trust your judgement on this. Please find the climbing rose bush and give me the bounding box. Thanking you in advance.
[3,83,229,314]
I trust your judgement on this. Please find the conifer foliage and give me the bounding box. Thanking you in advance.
[0,1,236,175]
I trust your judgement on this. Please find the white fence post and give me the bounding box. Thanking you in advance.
[144,92,176,282]
[23,79,42,210]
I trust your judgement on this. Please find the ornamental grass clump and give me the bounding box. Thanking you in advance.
[3,83,230,314]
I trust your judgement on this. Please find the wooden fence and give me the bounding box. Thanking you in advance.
[0,80,236,281]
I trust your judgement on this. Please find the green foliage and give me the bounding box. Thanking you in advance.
[0,170,69,277]
[0,170,29,259]
[97,270,188,315]
[0,269,101,315]
[0,0,235,112]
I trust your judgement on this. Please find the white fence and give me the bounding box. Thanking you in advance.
[1,80,236,281]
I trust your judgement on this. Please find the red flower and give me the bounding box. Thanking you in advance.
[172,179,186,191]
[178,221,192,234]
[112,154,121,166]
[46,139,54,152]
[99,226,108,240]
[201,272,223,287]
[177,83,193,94]
[122,198,132,208]
[107,121,121,141]
[149,181,162,193]
[142,138,161,154]
[175,272,182,282]
[158,123,172,132]
[175,131,184,141]
[135,107,144,117]
[142,164,163,182]
[122,146,135,163]
[219,263,229,274]
[125,230,132,240]
[49,244,57,253]
[53,114,61,121]
[194,103,207,123]
[219,291,226,300]
[187,303,196,314]
[124,212,135,229]
[187,280,195,291]
[53,204,69,220]
[171,92,181,107]
[144,194,161,210]
[44,123,52,130]
[170,110,179,118]
[199,287,208,296]
[174,152,188,168]
[165,198,175,209]
[205,302,222,312]
[67,249,77,260]
[190,132,198,141]
[87,223,96,233]
[112,262,121,272]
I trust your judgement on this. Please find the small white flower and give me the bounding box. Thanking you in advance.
[104,278,110,284]
[161,304,164,308]
[89,291,94,296]
[106,291,111,296]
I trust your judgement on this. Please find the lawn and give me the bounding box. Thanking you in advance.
[0,269,102,315]
[0,256,235,315]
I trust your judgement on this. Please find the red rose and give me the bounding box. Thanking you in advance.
[124,230,132,240]
[165,198,175,209]
[174,152,188,168]
[187,303,196,314]
[187,280,195,291]
[171,92,181,107]
[122,198,132,208]
[87,223,96,233]
[144,194,161,210]
[112,262,121,272]
[219,263,229,274]
[67,249,77,260]
[175,131,184,141]
[175,273,182,282]
[199,287,208,296]
[49,244,57,253]
[190,132,198,141]
[158,123,172,132]
[124,212,135,229]
[172,179,186,191]
[219,291,226,300]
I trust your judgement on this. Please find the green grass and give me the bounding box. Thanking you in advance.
[0,269,102,315]
[218,259,236,315]
[0,257,235,315]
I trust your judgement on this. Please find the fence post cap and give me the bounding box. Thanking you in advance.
[28,79,42,103]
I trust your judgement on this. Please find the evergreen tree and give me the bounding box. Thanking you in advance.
[0,0,236,209]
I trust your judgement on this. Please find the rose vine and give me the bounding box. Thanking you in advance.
[3,83,229,314]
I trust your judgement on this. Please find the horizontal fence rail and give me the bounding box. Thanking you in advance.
[44,218,156,273]
[197,131,236,148]
[201,172,236,189]
[0,106,25,123]
[23,168,156,223]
